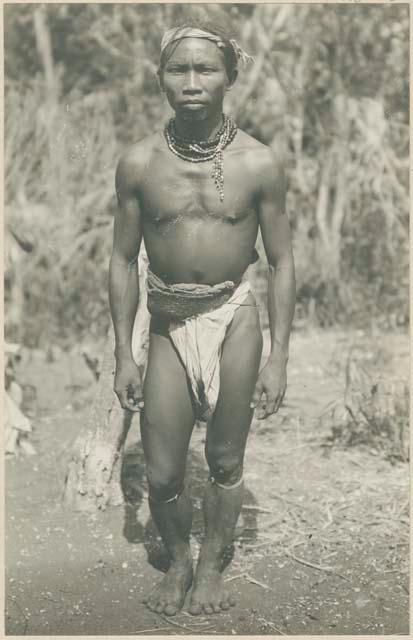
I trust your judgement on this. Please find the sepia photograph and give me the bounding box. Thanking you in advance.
[4,1,410,635]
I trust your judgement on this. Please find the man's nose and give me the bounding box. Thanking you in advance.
[182,70,202,93]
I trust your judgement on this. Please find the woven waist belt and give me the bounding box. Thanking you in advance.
[146,267,238,322]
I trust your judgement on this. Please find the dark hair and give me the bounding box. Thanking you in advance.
[158,20,238,82]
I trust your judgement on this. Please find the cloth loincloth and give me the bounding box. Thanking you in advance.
[147,267,251,421]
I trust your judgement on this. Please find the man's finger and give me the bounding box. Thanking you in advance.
[127,384,144,411]
[126,399,142,413]
[117,391,132,411]
[258,394,276,419]
[132,394,145,410]
[255,391,268,420]
[126,395,144,412]
[117,389,141,413]
[274,390,285,414]
[265,396,277,416]
[250,381,264,409]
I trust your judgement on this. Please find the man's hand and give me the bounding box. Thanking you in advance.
[250,352,287,420]
[114,357,144,412]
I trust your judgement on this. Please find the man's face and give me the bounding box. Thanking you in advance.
[160,38,231,121]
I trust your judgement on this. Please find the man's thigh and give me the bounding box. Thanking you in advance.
[206,292,263,455]
[141,317,195,475]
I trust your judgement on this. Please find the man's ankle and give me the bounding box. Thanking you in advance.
[196,547,223,572]
[170,548,193,568]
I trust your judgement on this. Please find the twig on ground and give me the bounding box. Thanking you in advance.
[225,573,246,582]
[257,616,286,635]
[285,550,351,582]
[321,503,334,529]
[179,614,217,627]
[280,522,308,536]
[371,515,408,526]
[243,504,274,514]
[157,614,201,633]
[243,541,274,550]
[195,624,217,632]
[271,492,310,510]
[244,573,273,590]
[43,593,59,603]
[225,571,272,589]
[289,539,306,549]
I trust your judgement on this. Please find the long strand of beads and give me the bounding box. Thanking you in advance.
[164,114,237,201]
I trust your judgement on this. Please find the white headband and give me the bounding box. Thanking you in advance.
[160,27,254,66]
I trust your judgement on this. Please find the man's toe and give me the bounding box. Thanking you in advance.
[155,602,165,613]
[220,600,230,610]
[203,604,214,615]
[148,597,159,610]
[189,602,202,616]
[164,603,178,616]
[228,595,236,607]
[212,603,221,613]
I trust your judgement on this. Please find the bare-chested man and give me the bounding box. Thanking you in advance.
[109,21,295,617]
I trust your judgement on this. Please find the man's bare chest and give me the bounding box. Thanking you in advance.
[140,152,258,226]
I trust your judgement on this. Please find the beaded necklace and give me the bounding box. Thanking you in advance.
[164,114,237,202]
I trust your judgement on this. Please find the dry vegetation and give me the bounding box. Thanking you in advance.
[4,7,409,632]
[6,329,409,634]
[4,3,409,347]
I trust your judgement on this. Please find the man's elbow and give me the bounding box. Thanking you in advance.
[110,252,139,272]
[268,248,295,273]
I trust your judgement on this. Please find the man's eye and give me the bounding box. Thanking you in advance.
[167,68,184,74]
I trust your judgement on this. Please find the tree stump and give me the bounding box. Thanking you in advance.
[63,252,149,512]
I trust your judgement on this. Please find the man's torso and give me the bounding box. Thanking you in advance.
[125,128,271,285]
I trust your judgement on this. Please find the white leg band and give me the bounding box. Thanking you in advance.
[149,487,183,504]
[210,475,244,490]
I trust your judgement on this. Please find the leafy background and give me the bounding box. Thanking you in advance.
[4,3,409,348]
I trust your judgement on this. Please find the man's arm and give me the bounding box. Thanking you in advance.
[251,149,296,419]
[109,153,143,411]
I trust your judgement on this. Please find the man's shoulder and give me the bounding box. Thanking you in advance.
[233,129,283,174]
[233,129,287,202]
[116,131,163,187]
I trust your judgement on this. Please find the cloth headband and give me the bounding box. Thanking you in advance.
[160,27,254,66]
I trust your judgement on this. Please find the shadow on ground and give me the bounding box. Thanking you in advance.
[120,436,258,573]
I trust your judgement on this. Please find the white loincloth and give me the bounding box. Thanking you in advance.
[168,280,251,422]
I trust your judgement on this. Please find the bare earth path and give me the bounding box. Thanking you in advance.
[5,329,409,635]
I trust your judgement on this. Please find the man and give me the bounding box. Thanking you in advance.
[109,22,295,617]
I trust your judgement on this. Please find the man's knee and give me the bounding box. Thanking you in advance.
[146,465,183,502]
[206,445,244,486]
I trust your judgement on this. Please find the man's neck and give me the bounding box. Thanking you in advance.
[173,111,224,142]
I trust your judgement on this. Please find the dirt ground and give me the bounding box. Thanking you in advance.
[5,328,409,636]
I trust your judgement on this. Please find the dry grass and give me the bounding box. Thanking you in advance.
[199,330,410,592]
[321,347,409,463]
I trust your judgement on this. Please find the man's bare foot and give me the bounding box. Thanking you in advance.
[143,559,193,616]
[189,565,235,615]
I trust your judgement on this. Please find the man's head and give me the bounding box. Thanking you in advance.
[157,23,241,122]
[159,24,239,85]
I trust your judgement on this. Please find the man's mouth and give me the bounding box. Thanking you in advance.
[180,101,205,107]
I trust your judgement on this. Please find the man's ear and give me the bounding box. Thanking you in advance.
[227,68,238,89]
[157,69,164,93]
